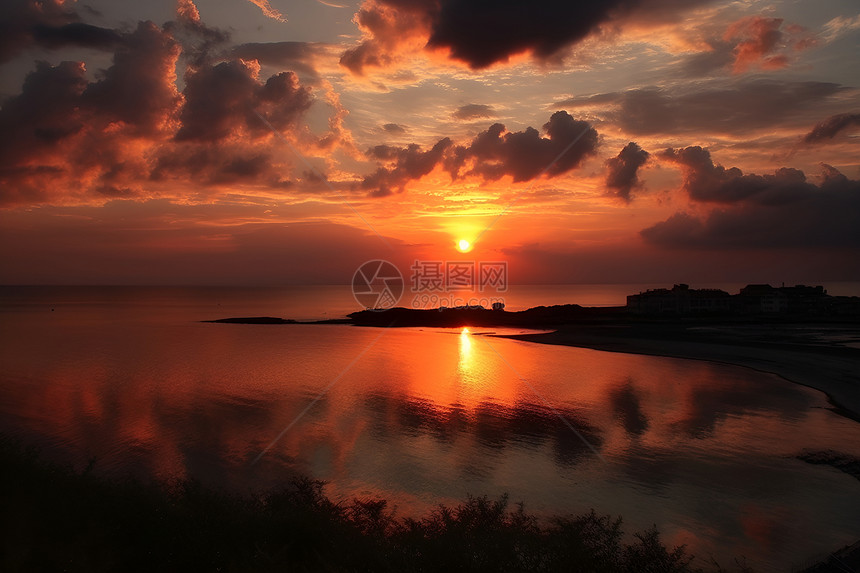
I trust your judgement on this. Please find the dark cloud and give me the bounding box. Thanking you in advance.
[360,111,598,196]
[340,0,718,73]
[382,123,406,134]
[556,80,847,135]
[362,138,454,197]
[175,61,313,142]
[84,22,182,135]
[0,60,88,205]
[0,61,87,166]
[32,22,123,51]
[0,0,77,62]
[427,0,634,68]
[642,162,860,249]
[465,111,598,182]
[150,145,286,187]
[659,146,823,204]
[802,113,860,145]
[452,103,496,120]
[605,142,649,201]
[0,1,125,62]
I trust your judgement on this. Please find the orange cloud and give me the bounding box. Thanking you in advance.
[245,0,287,23]
[0,4,356,208]
[724,16,815,74]
[339,0,431,76]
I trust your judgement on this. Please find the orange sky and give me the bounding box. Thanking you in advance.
[0,0,858,284]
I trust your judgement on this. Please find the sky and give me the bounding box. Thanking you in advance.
[0,0,858,286]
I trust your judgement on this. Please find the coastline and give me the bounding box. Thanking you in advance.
[497,326,860,422]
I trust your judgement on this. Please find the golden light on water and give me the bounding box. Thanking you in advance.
[458,327,472,371]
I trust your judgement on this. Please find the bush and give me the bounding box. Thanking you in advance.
[0,437,728,572]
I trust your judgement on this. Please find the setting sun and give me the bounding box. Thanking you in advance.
[457,239,472,252]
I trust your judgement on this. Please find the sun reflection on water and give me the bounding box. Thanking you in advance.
[458,326,472,370]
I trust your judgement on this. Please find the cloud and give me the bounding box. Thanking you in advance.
[723,16,813,74]
[245,0,287,23]
[32,22,123,51]
[382,123,406,134]
[0,23,187,204]
[0,7,336,206]
[164,0,231,66]
[84,22,183,136]
[231,42,323,78]
[555,79,848,136]
[452,103,496,120]
[0,0,77,62]
[339,0,430,76]
[359,111,598,196]
[605,142,649,201]
[658,145,835,205]
[425,0,633,69]
[361,138,454,197]
[821,14,860,43]
[642,158,860,249]
[679,16,815,78]
[801,113,860,145]
[339,0,718,74]
[176,0,202,23]
[175,60,313,142]
[0,61,89,204]
[465,111,598,182]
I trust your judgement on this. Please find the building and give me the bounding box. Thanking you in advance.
[627,283,847,316]
[627,284,731,314]
[737,284,786,313]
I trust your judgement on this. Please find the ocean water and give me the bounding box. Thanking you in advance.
[1,285,859,571]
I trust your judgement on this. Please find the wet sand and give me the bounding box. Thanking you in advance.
[500,325,860,421]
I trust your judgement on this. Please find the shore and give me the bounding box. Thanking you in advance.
[498,324,860,422]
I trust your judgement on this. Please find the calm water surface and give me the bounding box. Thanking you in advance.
[1,286,859,571]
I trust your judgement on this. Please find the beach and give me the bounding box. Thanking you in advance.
[500,323,860,421]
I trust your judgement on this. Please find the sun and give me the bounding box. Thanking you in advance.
[457,238,472,252]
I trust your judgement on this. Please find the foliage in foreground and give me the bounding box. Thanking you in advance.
[0,438,744,572]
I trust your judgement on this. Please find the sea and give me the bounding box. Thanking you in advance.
[1,284,859,571]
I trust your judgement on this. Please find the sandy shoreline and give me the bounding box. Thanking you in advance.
[500,328,860,422]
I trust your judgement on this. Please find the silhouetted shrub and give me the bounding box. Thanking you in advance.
[0,437,742,572]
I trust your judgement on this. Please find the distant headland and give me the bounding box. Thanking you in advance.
[208,283,860,328]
